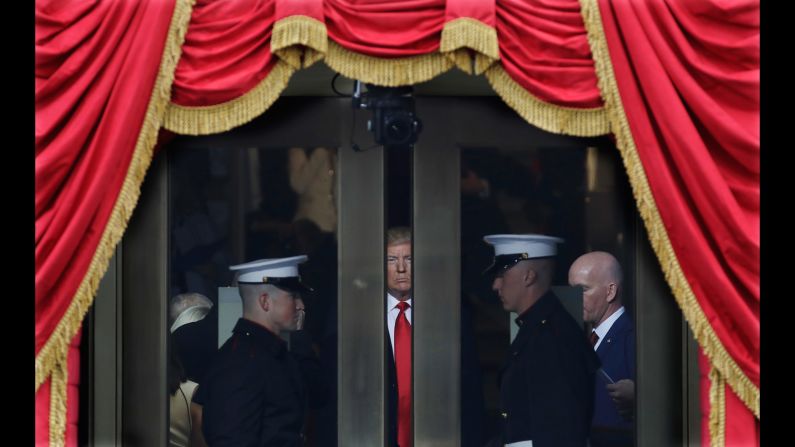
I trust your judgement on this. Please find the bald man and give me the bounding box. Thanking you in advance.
[568,252,635,447]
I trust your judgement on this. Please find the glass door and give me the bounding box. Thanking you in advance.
[90,90,695,447]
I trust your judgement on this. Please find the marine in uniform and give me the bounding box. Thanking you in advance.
[193,256,325,447]
[483,235,600,447]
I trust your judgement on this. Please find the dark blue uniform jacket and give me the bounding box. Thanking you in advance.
[194,318,324,447]
[497,291,600,447]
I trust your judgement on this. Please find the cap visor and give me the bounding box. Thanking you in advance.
[482,261,502,276]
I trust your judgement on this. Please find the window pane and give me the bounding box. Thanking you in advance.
[167,145,340,447]
[461,145,637,446]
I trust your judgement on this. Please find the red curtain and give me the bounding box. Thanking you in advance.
[325,0,446,56]
[36,0,186,443]
[166,0,602,109]
[595,0,759,443]
[35,1,759,445]
[170,0,277,107]
[700,351,760,445]
[496,0,602,107]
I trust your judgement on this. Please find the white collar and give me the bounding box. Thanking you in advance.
[387,293,412,311]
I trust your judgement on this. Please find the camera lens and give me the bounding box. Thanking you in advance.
[384,114,414,145]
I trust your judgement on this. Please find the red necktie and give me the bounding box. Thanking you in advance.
[395,301,412,447]
[589,331,600,347]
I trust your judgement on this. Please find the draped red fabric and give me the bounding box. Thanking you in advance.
[169,0,602,109]
[444,0,495,24]
[36,0,176,358]
[598,0,759,438]
[496,0,603,107]
[275,0,324,22]
[325,0,445,56]
[170,0,277,107]
[36,0,178,443]
[169,0,449,109]
[37,1,760,444]
[699,351,759,445]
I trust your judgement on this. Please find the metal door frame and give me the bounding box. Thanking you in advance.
[87,95,699,446]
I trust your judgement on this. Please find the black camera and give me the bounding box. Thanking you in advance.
[353,83,422,147]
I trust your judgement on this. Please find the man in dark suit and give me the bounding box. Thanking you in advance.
[385,227,485,447]
[193,256,325,446]
[483,234,599,447]
[569,252,635,447]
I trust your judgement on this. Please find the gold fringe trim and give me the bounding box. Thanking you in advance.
[324,40,454,87]
[272,15,328,69]
[578,0,760,418]
[163,61,295,135]
[484,64,609,137]
[439,18,499,75]
[709,366,726,447]
[49,365,67,447]
[35,0,196,392]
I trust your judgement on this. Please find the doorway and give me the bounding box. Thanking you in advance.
[86,89,695,446]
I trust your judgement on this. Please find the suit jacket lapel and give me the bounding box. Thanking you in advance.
[596,312,628,356]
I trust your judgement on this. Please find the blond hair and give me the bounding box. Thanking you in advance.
[386,226,411,246]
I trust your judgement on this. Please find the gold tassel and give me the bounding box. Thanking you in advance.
[49,364,67,447]
[484,64,609,137]
[709,366,726,447]
[162,61,295,135]
[439,18,499,75]
[324,40,454,87]
[578,0,759,418]
[271,15,328,69]
[35,0,196,393]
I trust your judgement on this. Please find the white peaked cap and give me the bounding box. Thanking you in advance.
[483,234,564,257]
[229,255,308,283]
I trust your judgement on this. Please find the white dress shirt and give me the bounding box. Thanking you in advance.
[386,293,413,357]
[592,306,625,351]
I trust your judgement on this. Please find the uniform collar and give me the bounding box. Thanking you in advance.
[514,290,557,328]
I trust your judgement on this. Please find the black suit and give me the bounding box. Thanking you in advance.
[194,318,324,447]
[494,291,599,447]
